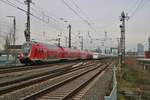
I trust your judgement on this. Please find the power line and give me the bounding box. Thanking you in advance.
[76,5,117,34]
[111,23,120,33]
[1,0,17,8]
[69,0,98,35]
[0,0,45,22]
[130,0,144,17]
[61,0,97,33]
[13,0,25,5]
[0,0,64,32]
[30,2,64,24]
[12,0,57,23]
[70,0,93,23]
[126,0,139,12]
[130,0,148,18]
[31,7,61,23]
[61,0,90,25]
[28,1,68,32]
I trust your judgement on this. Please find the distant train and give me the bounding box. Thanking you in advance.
[92,52,101,59]
[19,41,93,65]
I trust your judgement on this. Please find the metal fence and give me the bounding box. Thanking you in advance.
[104,65,117,100]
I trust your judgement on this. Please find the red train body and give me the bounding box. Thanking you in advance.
[19,41,92,65]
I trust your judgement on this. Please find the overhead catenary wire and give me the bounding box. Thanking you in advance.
[69,0,100,38]
[63,0,121,44]
[0,0,65,32]
[31,0,97,44]
[13,0,25,5]
[70,0,121,37]
[1,0,82,48]
[107,0,149,47]
[69,0,93,24]
[0,0,47,23]
[8,0,113,44]
[61,0,97,33]
[3,0,137,49]
[0,1,77,49]
[28,0,67,26]
[129,0,149,18]
[126,0,139,12]
[12,0,67,32]
[61,0,90,25]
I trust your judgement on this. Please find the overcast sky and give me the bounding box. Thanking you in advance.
[0,0,150,51]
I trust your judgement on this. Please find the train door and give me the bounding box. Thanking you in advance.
[59,47,65,58]
[44,49,48,61]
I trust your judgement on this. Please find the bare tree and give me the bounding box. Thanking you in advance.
[3,28,14,61]
[3,28,13,51]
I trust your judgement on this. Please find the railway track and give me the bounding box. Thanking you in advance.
[0,60,85,74]
[0,62,81,86]
[0,61,94,94]
[22,63,110,100]
[0,60,103,87]
[0,60,105,100]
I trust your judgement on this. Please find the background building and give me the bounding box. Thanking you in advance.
[137,43,144,56]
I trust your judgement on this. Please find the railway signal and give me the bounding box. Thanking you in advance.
[120,11,129,67]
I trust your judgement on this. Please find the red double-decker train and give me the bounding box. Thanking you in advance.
[19,41,93,65]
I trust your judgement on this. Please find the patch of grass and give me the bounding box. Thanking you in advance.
[118,94,126,100]
[142,91,150,100]
[117,56,150,100]
[118,78,135,89]
[123,68,136,82]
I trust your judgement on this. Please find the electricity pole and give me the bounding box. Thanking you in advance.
[13,17,16,45]
[58,36,60,47]
[120,11,129,66]
[68,24,71,48]
[79,35,83,50]
[24,0,32,42]
[6,16,16,46]
[81,36,83,50]
[13,17,16,64]
[148,37,150,50]
[104,31,107,54]
[58,32,62,47]
[117,38,120,57]
[65,36,68,47]
[6,16,16,64]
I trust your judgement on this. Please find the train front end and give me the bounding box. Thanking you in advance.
[19,42,32,65]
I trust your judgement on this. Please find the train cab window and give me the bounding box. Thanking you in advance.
[22,42,31,56]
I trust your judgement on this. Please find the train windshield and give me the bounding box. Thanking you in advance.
[22,42,31,57]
